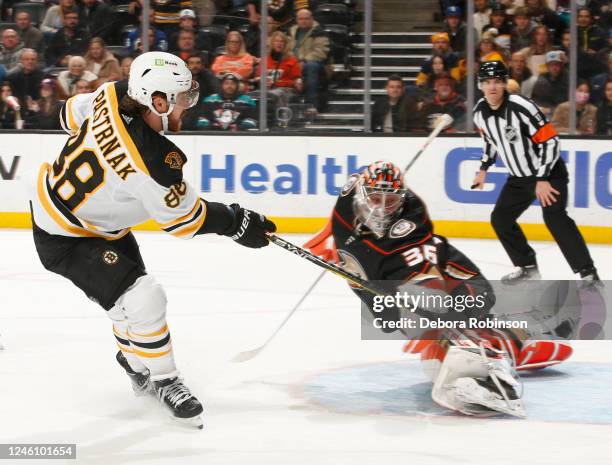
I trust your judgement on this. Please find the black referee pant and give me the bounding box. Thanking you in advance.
[490,159,594,273]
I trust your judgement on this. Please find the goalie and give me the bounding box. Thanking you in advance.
[305,161,572,417]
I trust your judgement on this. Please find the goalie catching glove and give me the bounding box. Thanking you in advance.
[224,203,277,248]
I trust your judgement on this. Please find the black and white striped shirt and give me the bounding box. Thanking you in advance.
[473,93,560,179]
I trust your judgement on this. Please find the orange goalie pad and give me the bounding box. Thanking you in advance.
[516,340,573,371]
[404,330,573,372]
[303,218,339,264]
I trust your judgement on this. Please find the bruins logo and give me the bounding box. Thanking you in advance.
[164,151,183,170]
[102,250,119,265]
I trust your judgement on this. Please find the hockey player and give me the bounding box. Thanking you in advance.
[306,161,572,417]
[30,52,276,428]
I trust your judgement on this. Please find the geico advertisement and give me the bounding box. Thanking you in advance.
[0,134,610,228]
[193,136,612,226]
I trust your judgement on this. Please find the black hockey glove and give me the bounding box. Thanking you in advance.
[224,203,277,248]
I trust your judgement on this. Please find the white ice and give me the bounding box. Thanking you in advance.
[1,230,611,465]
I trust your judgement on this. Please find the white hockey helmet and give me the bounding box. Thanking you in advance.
[127,51,199,117]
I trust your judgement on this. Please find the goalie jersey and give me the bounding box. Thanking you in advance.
[31,81,206,240]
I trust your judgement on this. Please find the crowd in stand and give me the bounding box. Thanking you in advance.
[0,0,610,134]
[0,0,331,130]
[374,0,612,135]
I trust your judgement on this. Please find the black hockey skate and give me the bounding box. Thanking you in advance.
[153,377,203,429]
[501,265,541,285]
[116,351,152,396]
[579,267,602,287]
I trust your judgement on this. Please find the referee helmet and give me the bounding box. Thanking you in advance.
[478,61,508,82]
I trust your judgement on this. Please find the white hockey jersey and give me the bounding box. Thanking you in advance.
[31,81,206,240]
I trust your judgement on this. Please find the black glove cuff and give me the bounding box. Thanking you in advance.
[195,200,236,235]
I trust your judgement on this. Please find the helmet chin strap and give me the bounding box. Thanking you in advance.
[149,102,175,134]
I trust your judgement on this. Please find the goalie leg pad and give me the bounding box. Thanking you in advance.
[517,340,573,371]
[431,345,526,418]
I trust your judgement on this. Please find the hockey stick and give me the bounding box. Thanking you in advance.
[266,234,390,296]
[403,113,454,173]
[231,270,326,362]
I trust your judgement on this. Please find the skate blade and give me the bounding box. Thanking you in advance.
[171,414,203,430]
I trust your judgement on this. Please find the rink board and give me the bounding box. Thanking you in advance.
[1,133,610,242]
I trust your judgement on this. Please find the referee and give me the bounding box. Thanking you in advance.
[472,61,599,284]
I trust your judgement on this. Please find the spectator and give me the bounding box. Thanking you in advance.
[478,29,507,64]
[25,78,63,129]
[596,78,612,135]
[84,37,121,86]
[15,12,44,57]
[126,10,169,54]
[0,81,23,129]
[418,73,466,132]
[525,0,564,43]
[483,6,512,36]
[211,31,256,83]
[81,0,115,44]
[172,30,198,62]
[371,74,418,132]
[120,56,133,80]
[169,9,212,54]
[577,6,607,79]
[443,6,469,57]
[247,0,309,31]
[510,7,534,52]
[7,49,43,104]
[41,0,80,35]
[131,27,169,56]
[186,53,220,99]
[508,51,537,98]
[561,29,571,53]
[532,50,569,115]
[0,29,24,73]
[518,24,552,77]
[151,0,194,33]
[416,33,459,85]
[254,31,303,109]
[474,0,492,39]
[591,52,612,104]
[187,73,257,131]
[595,29,612,67]
[288,9,329,111]
[418,55,455,96]
[552,80,597,134]
[45,8,91,67]
[72,79,94,95]
[57,55,97,99]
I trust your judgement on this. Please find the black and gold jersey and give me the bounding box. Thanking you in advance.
[32,81,206,240]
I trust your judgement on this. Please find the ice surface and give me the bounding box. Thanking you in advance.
[0,230,611,465]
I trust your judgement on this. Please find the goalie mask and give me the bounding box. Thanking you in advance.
[353,161,407,238]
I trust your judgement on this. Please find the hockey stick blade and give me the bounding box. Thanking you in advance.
[404,113,454,172]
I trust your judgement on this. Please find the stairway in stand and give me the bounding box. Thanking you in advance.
[304,0,441,132]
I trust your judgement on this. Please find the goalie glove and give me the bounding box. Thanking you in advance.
[224,203,277,249]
